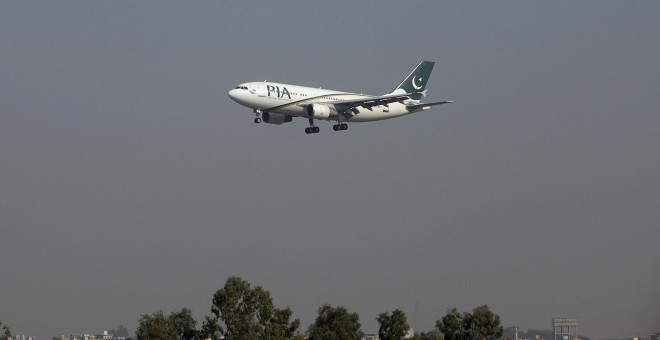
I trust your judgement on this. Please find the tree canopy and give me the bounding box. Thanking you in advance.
[377,309,410,340]
[436,305,503,340]
[437,307,466,340]
[136,308,197,340]
[262,306,301,339]
[199,315,224,340]
[130,276,505,340]
[211,276,300,340]
[464,305,503,340]
[307,304,364,340]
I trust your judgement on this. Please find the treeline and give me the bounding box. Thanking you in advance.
[136,276,503,340]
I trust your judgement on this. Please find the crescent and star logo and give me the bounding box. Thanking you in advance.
[412,76,423,90]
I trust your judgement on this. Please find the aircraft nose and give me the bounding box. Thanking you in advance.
[228,89,238,100]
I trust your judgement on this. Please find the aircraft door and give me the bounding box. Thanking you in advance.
[256,82,268,97]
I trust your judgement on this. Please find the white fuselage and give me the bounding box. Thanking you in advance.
[228,81,413,122]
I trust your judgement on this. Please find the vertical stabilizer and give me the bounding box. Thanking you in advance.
[390,61,435,100]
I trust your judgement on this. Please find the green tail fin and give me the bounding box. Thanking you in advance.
[392,61,435,100]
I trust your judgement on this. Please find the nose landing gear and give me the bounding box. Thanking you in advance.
[253,109,261,124]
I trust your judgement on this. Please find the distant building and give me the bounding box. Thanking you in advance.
[52,331,125,340]
[14,336,36,340]
[70,335,95,340]
[363,329,414,340]
[96,331,112,340]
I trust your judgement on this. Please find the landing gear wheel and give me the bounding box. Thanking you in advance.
[253,109,262,124]
[305,118,320,134]
[333,123,348,131]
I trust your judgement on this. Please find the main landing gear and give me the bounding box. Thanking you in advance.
[305,117,320,134]
[305,124,347,134]
[333,123,348,131]
[304,119,349,134]
[305,123,349,134]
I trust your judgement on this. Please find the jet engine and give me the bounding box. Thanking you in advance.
[261,112,293,125]
[306,103,335,120]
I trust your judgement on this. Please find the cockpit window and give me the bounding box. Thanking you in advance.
[235,86,248,90]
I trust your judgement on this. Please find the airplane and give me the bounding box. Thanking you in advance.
[227,61,453,134]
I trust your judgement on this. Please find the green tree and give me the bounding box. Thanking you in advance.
[170,308,198,340]
[198,316,224,340]
[437,305,503,340]
[136,308,198,340]
[307,304,364,340]
[464,305,503,340]
[377,309,410,340]
[212,276,273,339]
[1,321,12,340]
[263,307,301,339]
[211,276,300,340]
[136,310,174,340]
[437,308,465,340]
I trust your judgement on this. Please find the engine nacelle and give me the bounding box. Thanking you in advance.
[262,112,293,125]
[306,103,335,120]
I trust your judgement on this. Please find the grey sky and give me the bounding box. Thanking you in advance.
[1,1,659,339]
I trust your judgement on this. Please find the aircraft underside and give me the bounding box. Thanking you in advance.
[252,103,412,134]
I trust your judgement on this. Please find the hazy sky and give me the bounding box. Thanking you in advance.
[1,1,659,339]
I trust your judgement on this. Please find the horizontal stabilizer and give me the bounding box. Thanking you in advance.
[406,100,454,112]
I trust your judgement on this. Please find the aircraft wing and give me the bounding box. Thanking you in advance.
[296,92,453,117]
[315,93,418,113]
